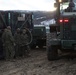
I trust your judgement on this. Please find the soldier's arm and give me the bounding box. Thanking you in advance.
[2,32,5,43]
[9,32,15,44]
[14,33,17,43]
[20,34,23,46]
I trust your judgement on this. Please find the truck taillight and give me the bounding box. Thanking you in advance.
[59,19,63,23]
[59,19,69,23]
[64,19,69,23]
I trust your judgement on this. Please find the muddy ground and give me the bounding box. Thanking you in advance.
[0,48,76,75]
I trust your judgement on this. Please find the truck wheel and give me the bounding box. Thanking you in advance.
[47,45,58,61]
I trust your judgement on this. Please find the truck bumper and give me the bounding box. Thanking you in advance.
[61,40,76,49]
[49,39,61,46]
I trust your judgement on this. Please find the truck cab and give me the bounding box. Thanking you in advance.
[47,0,76,60]
[31,25,46,48]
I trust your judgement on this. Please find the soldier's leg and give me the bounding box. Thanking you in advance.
[19,46,25,57]
[18,45,21,56]
[4,46,10,60]
[10,45,15,59]
[3,46,5,59]
[19,46,23,57]
[15,45,19,58]
[26,45,31,56]
[22,46,26,57]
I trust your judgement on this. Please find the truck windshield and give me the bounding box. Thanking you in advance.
[60,0,76,14]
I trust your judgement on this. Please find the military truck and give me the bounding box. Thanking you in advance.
[0,10,33,59]
[47,0,76,60]
[31,25,46,48]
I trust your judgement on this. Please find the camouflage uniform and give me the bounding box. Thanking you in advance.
[14,28,21,57]
[2,27,15,60]
[20,29,30,57]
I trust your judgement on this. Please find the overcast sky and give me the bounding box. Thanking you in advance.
[0,0,55,11]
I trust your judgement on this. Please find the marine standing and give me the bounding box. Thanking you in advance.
[2,26,15,60]
[20,28,30,57]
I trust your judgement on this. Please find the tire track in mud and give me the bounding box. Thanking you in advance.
[0,49,76,75]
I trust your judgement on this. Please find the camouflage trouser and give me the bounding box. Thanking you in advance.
[4,44,15,60]
[15,44,21,57]
[20,45,30,56]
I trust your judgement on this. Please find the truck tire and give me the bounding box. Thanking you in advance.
[47,45,58,61]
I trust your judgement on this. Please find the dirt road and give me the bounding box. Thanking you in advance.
[0,48,76,75]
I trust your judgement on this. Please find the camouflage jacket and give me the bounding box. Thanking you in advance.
[20,33,28,46]
[14,32,21,45]
[2,29,14,45]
